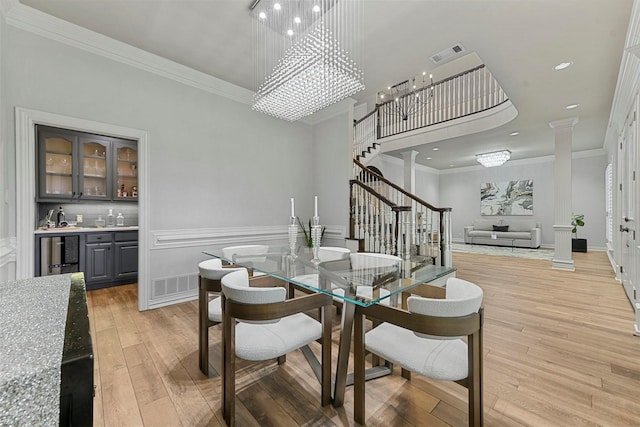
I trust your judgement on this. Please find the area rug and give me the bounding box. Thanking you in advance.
[451,242,554,260]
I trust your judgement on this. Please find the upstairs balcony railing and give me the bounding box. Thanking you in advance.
[377,64,508,139]
[352,65,509,161]
[350,159,452,267]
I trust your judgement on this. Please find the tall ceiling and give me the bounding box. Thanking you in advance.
[19,0,634,170]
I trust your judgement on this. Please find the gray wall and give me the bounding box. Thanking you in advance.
[0,14,13,282]
[1,24,355,305]
[374,155,441,207]
[3,27,315,232]
[376,152,607,249]
[312,109,353,245]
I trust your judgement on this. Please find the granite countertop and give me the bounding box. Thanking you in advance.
[34,225,139,234]
[0,274,73,425]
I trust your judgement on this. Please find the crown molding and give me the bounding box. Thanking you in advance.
[4,3,254,105]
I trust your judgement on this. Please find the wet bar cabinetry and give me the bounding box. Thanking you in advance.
[37,125,137,202]
[84,230,138,289]
[35,227,138,290]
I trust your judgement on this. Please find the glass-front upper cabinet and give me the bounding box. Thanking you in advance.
[114,142,138,200]
[37,125,137,202]
[80,136,110,200]
[38,127,77,200]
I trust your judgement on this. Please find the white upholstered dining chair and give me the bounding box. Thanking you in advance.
[289,246,351,288]
[221,269,332,426]
[346,252,402,304]
[197,258,245,376]
[353,277,484,426]
[221,245,269,276]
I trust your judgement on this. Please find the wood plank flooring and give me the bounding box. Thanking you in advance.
[88,250,640,426]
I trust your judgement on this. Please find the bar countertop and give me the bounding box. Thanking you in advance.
[34,225,139,235]
[0,274,80,425]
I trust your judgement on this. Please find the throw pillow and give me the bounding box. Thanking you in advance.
[493,225,509,232]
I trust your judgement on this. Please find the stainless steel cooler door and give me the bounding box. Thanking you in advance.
[41,235,80,275]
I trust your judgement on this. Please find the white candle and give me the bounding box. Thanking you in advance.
[314,196,318,217]
[290,198,295,218]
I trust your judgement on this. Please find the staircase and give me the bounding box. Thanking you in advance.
[349,159,452,267]
[349,64,510,266]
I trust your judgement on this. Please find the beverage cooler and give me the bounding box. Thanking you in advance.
[36,234,82,276]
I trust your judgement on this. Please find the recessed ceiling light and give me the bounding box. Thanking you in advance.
[426,157,432,160]
[258,11,267,19]
[273,2,281,10]
[312,5,321,12]
[294,16,301,24]
[432,148,439,151]
[566,103,580,110]
[287,29,294,36]
[554,61,573,71]
[449,164,455,167]
[509,131,520,136]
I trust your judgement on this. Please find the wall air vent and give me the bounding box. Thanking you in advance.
[430,43,466,64]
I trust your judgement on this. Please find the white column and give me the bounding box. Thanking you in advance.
[549,117,579,271]
[401,150,418,194]
[401,150,418,253]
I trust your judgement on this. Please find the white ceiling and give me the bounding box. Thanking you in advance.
[19,0,634,170]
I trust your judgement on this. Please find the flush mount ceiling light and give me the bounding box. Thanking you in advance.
[566,103,580,110]
[476,150,511,168]
[250,0,365,121]
[554,61,573,71]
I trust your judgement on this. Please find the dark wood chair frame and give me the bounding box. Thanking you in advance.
[199,265,270,376]
[198,274,221,376]
[353,303,484,426]
[222,290,333,427]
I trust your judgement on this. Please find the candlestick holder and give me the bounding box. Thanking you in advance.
[288,216,298,256]
[311,216,322,262]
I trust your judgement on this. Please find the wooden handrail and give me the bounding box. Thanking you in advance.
[349,179,401,208]
[354,108,378,127]
[354,158,451,213]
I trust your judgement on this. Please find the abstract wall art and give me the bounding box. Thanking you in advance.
[480,180,533,215]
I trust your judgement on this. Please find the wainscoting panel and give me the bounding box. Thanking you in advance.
[146,225,346,309]
[0,238,17,282]
[151,273,199,306]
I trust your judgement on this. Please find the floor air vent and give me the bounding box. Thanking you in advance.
[430,43,466,64]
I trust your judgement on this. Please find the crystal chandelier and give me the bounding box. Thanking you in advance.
[378,72,434,121]
[250,0,365,121]
[476,150,511,167]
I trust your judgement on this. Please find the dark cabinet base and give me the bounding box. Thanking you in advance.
[572,238,587,252]
[60,273,94,426]
[84,231,138,289]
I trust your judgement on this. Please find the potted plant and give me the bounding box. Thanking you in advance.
[297,216,326,248]
[571,213,587,252]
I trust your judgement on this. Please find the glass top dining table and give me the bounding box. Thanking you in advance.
[203,245,454,307]
[203,244,456,406]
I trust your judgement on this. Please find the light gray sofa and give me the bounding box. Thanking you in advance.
[464,218,541,248]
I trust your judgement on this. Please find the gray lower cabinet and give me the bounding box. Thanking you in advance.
[114,232,139,280]
[85,231,137,289]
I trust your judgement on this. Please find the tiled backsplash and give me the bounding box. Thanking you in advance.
[37,202,138,228]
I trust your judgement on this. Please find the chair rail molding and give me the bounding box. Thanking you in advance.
[150,225,346,250]
[14,107,151,310]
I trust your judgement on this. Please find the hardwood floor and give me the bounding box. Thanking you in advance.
[88,251,640,426]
